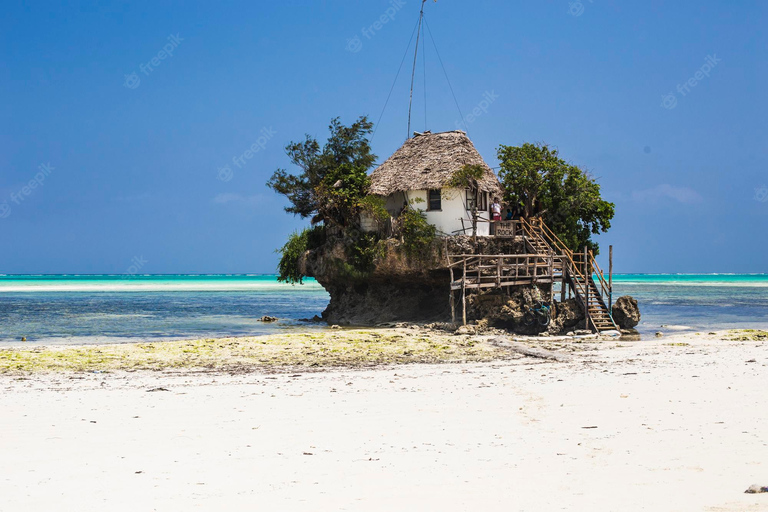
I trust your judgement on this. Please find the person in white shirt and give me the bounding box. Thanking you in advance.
[491,198,502,221]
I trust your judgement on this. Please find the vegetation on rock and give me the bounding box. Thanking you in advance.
[399,208,438,259]
[276,228,309,284]
[267,116,376,228]
[269,117,386,282]
[497,142,615,253]
[344,230,384,275]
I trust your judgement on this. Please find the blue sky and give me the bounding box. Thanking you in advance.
[1,0,766,274]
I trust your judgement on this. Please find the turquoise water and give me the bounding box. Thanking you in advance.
[0,274,766,344]
[609,274,768,336]
[0,275,331,345]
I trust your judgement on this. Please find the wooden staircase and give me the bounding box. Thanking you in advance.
[520,218,618,334]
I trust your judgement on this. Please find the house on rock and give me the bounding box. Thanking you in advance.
[353,130,620,334]
[366,130,504,236]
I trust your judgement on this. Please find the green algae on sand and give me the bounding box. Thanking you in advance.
[0,329,510,375]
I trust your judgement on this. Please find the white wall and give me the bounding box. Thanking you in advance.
[363,188,493,236]
[405,188,491,236]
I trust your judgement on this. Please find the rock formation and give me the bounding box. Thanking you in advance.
[611,295,641,329]
[301,234,635,335]
[301,235,524,326]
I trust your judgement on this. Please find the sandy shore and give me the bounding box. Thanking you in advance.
[1,331,767,511]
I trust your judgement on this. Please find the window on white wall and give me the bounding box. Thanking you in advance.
[465,189,475,210]
[478,191,488,212]
[427,189,442,211]
[466,190,488,212]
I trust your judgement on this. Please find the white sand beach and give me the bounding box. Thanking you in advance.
[1,333,767,511]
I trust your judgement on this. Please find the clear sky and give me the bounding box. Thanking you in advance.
[2,0,766,274]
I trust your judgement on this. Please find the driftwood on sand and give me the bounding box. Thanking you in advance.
[487,337,572,362]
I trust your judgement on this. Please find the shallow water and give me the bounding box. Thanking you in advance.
[1,274,766,345]
[0,275,330,345]
[610,274,768,337]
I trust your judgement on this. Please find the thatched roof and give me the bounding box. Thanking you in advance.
[369,130,502,196]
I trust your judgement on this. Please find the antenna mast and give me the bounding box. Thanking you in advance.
[407,0,430,139]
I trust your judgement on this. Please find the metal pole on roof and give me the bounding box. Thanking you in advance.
[407,1,427,139]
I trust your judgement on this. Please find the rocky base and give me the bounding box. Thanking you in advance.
[320,275,451,325]
[300,234,640,335]
[466,286,586,335]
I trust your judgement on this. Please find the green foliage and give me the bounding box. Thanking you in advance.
[306,224,326,250]
[276,226,325,285]
[266,117,376,227]
[345,230,384,275]
[399,208,437,258]
[447,164,485,190]
[359,195,389,224]
[497,142,615,254]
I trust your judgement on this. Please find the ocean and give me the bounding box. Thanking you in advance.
[1,274,766,345]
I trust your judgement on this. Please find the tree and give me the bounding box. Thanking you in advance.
[497,142,615,254]
[266,116,376,227]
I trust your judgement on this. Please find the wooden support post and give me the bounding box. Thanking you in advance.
[561,273,566,302]
[496,257,502,287]
[584,246,590,331]
[549,256,555,303]
[462,259,467,326]
[450,290,456,324]
[560,259,567,302]
[608,245,614,313]
[450,266,456,324]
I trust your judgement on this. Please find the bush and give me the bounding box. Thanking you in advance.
[306,224,326,250]
[399,208,437,258]
[359,195,390,224]
[345,229,383,275]
[276,226,325,285]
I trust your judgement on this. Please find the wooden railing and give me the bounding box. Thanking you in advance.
[520,217,613,301]
[588,250,611,306]
[519,217,616,331]
[448,253,559,290]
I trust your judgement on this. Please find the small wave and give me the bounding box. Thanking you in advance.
[0,282,326,293]
[661,325,696,331]
[615,281,768,288]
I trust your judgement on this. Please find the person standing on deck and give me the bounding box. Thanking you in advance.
[491,197,502,235]
[491,198,502,221]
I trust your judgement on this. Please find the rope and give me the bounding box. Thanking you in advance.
[371,16,422,144]
[423,15,468,138]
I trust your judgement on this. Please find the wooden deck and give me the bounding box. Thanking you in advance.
[448,254,561,291]
[447,218,619,334]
